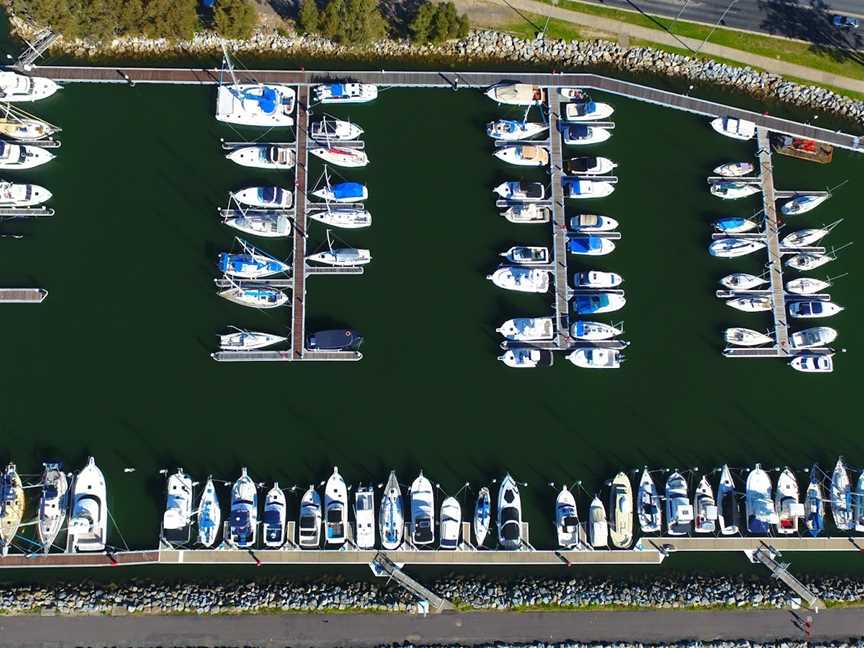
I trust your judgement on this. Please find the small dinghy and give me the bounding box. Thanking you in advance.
[37,463,69,553]
[831,458,854,531]
[570,320,622,341]
[571,292,626,315]
[67,457,108,553]
[226,145,295,170]
[781,193,830,216]
[573,270,623,288]
[665,472,693,536]
[804,465,824,537]
[564,156,617,176]
[790,353,833,373]
[312,181,367,203]
[726,296,772,312]
[218,286,289,309]
[725,328,772,346]
[162,469,193,546]
[710,181,760,199]
[309,206,371,229]
[556,486,580,548]
[637,469,661,534]
[324,467,348,546]
[494,181,545,201]
[563,124,612,145]
[494,144,549,167]
[709,238,766,258]
[410,471,435,547]
[314,82,378,104]
[570,214,618,232]
[789,301,843,319]
[714,161,754,177]
[786,277,830,295]
[498,347,554,368]
[486,119,548,141]
[216,83,295,127]
[354,485,376,550]
[720,272,768,290]
[0,71,61,102]
[608,472,633,548]
[219,327,286,351]
[218,239,289,279]
[308,329,364,351]
[710,116,756,140]
[497,474,524,550]
[564,179,615,199]
[262,484,287,548]
[775,468,802,535]
[496,316,555,341]
[588,496,608,547]
[0,181,51,207]
[310,146,369,168]
[439,497,462,550]
[196,477,221,548]
[567,235,615,256]
[0,141,54,169]
[0,464,23,555]
[713,217,758,234]
[309,116,364,141]
[234,186,293,209]
[717,465,740,536]
[500,245,549,266]
[786,253,833,271]
[693,476,718,534]
[782,227,831,248]
[307,247,372,266]
[487,267,550,293]
[566,347,623,369]
[223,210,292,238]
[560,87,589,100]
[228,468,257,548]
[298,486,322,548]
[790,326,837,349]
[502,204,551,224]
[745,464,777,535]
[379,471,404,550]
[485,83,545,106]
[565,100,614,121]
[474,487,491,547]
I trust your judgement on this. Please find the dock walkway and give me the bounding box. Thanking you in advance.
[0,288,47,303]
[292,86,310,360]
[547,87,571,349]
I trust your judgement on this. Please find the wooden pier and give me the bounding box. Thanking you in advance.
[292,86,310,360]
[0,288,47,303]
[547,87,571,349]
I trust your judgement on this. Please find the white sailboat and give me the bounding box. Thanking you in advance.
[196,477,221,548]
[608,472,633,549]
[714,161,754,177]
[786,277,831,295]
[379,471,404,550]
[497,474,523,550]
[0,141,54,169]
[665,471,693,536]
[262,484,287,548]
[724,328,772,346]
[67,457,108,553]
[790,353,833,373]
[310,146,369,168]
[0,181,51,207]
[717,465,739,536]
[570,320,622,341]
[227,468,257,548]
[775,468,802,535]
[234,186,293,209]
[693,476,717,534]
[789,301,843,319]
[720,273,768,290]
[485,83,545,106]
[745,464,777,534]
[710,116,756,140]
[498,347,554,368]
[496,316,554,341]
[218,283,289,309]
[710,181,760,199]
[790,326,837,349]
[161,469,193,546]
[0,105,59,140]
[713,216,758,234]
[487,267,550,293]
[226,145,295,170]
[782,226,832,248]
[555,486,580,548]
[500,245,549,266]
[0,71,60,102]
[0,464,23,556]
[494,144,549,167]
[486,119,548,141]
[218,238,289,279]
[726,296,772,312]
[215,48,295,127]
[314,83,377,104]
[410,471,435,547]
[222,208,292,239]
[309,116,364,141]
[324,467,348,546]
[569,214,618,232]
[474,487,491,547]
[786,253,834,272]
[354,485,376,549]
[439,497,462,550]
[502,203,551,224]
[588,496,608,548]
[298,486,322,548]
[831,458,854,531]
[567,235,615,255]
[219,327,286,351]
[572,270,623,288]
[805,466,824,536]
[781,193,830,216]
[308,206,372,229]
[566,348,624,369]
[637,469,661,534]
[37,463,69,553]
[306,231,371,267]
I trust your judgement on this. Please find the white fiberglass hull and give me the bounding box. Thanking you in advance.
[306,248,372,266]
[234,187,293,209]
[563,127,611,145]
[570,320,621,340]
[0,143,54,169]
[226,145,295,170]
[379,472,404,551]
[0,183,51,207]
[223,211,292,238]
[310,118,364,141]
[215,84,295,127]
[494,145,549,167]
[487,267,549,293]
[637,470,661,534]
[565,181,615,199]
[486,120,548,141]
[197,478,222,548]
[725,327,772,346]
[496,317,555,341]
[37,465,69,551]
[308,208,372,229]
[324,467,348,546]
[566,347,623,368]
[708,238,766,258]
[68,458,108,553]
[569,214,618,232]
[564,102,614,121]
[310,147,369,168]
[220,330,287,351]
[789,326,837,349]
[0,72,60,102]
[786,278,830,295]
[710,117,756,140]
[720,273,768,290]
[781,194,829,215]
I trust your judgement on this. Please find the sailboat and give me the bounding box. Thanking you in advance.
[308,205,372,229]
[714,162,754,177]
[161,468,193,546]
[496,316,555,341]
[218,284,289,309]
[298,486,322,548]
[498,347,554,368]
[693,476,717,534]
[727,296,772,312]
[782,226,833,248]
[379,471,404,550]
[487,267,550,293]
[569,214,618,232]
[573,271,623,288]
[306,231,372,266]
[0,105,59,140]
[324,467,348,546]
[724,328,772,346]
[831,457,854,531]
[709,181,760,199]
[745,464,777,534]
[588,496,608,548]
[564,100,614,121]
[219,327,286,351]
[215,47,295,127]
[710,116,756,140]
[218,238,289,279]
[485,83,545,106]
[570,320,622,341]
[310,146,369,168]
[786,277,831,295]
[410,471,435,547]
[636,469,661,534]
[234,186,293,209]
[608,472,633,549]
[226,145,295,170]
[0,71,60,102]
[494,144,549,167]
[790,326,837,349]
[474,487,491,547]
[228,468,257,548]
[222,209,292,238]
[665,471,693,536]
[354,485,375,549]
[497,474,523,550]
[720,272,767,290]
[786,252,835,271]
[0,464,24,555]
[314,83,378,104]
[67,457,108,553]
[781,193,830,216]
[262,484,287,548]
[196,477,222,548]
[0,181,51,207]
[500,246,549,266]
[713,217,758,234]
[486,119,548,141]
[708,238,766,258]
[775,468,802,535]
[439,497,462,550]
[37,463,69,553]
[556,486,580,548]
[0,141,54,169]
[717,465,740,536]
[804,465,824,537]
[309,116,364,141]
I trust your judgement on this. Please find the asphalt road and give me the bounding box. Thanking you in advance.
[1,608,862,647]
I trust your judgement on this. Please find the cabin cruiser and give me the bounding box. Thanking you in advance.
[714,161,754,177]
[410,472,435,547]
[312,181,368,203]
[310,116,364,141]
[564,100,614,121]
[37,463,69,553]
[474,487,491,547]
[218,244,289,279]
[709,238,766,258]
[500,246,549,266]
[566,347,623,369]
[588,496,608,547]
[725,328,772,346]
[831,458,854,531]
[494,181,545,201]
[717,465,740,536]
[781,193,830,216]
[228,468,257,548]
[485,83,545,106]
[560,87,589,100]
[720,272,767,290]
[498,347,554,368]
[786,253,833,271]
[354,485,376,549]
[487,267,550,293]
[310,146,369,168]
[234,186,293,209]
[222,210,292,238]
[324,467,348,546]
[226,145,295,170]
[439,497,462,550]
[496,316,555,341]
[665,471,693,536]
[216,83,296,127]
[564,156,617,176]
[308,329,364,351]
[786,277,830,295]
[637,469,661,534]
[571,292,626,315]
[162,469,193,546]
[486,119,548,141]
[693,476,717,534]
[608,472,633,548]
[710,116,756,140]
[0,464,23,555]
[0,181,51,207]
[775,468,802,535]
[197,477,221,548]
[262,484,287,548]
[789,301,843,319]
[713,217,758,234]
[497,474,523,550]
[790,326,837,349]
[309,206,372,229]
[67,457,108,553]
[564,179,615,199]
[556,486,580,548]
[710,181,760,199]
[314,83,377,104]
[804,466,824,536]
[218,286,289,309]
[502,203,551,224]
[567,235,615,255]
[569,214,618,232]
[219,327,286,351]
[790,353,833,373]
[494,144,549,167]
[745,465,777,534]
[298,486,322,548]
[0,141,53,169]
[0,71,60,102]
[571,320,622,341]
[573,270,622,288]
[379,471,404,550]
[306,247,372,266]
[727,296,772,312]
[563,124,612,145]
[782,227,831,248]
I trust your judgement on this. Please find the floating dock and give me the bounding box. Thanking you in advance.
[0,288,47,303]
[547,91,571,350]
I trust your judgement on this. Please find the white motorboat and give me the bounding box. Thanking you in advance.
[573,270,623,288]
[717,465,739,536]
[485,83,545,106]
[564,179,615,199]
[566,347,623,369]
[693,476,717,534]
[855,471,864,533]
[354,485,376,550]
[298,486,322,548]
[570,320,622,341]
[502,203,551,224]
[310,116,364,141]
[234,186,293,209]
[805,466,824,536]
[555,486,580,548]
[636,469,661,534]
[714,161,754,177]
[162,469,193,546]
[379,471,403,550]
[567,235,615,255]
[570,214,618,232]
[410,471,435,547]
[775,468,802,535]
[588,496,608,548]
[0,464,23,555]
[498,347,554,368]
[831,458,854,531]
[709,238,766,258]
[786,253,833,271]
[564,100,614,121]
[665,472,693,536]
[262,483,287,548]
[487,267,550,293]
[0,71,60,102]
[497,474,523,550]
[309,206,372,229]
[0,141,53,169]
[713,217,758,234]
[789,301,843,319]
[571,292,626,315]
[500,245,549,266]
[720,273,768,290]
[609,472,633,549]
[474,487,491,547]
[0,181,51,207]
[37,463,68,553]
[196,477,221,548]
[724,328,772,346]
[324,467,348,546]
[494,144,549,167]
[218,239,289,279]
[228,468,257,548]
[219,327,286,351]
[67,457,108,553]
[496,316,555,341]
[559,87,589,100]
[726,296,772,312]
[314,82,378,104]
[790,353,833,373]
[786,277,830,295]
[745,464,777,534]
[710,181,760,199]
[790,326,837,349]
[226,145,295,170]
[307,248,372,267]
[493,181,545,201]
[562,124,612,145]
[439,497,462,550]
[310,146,369,168]
[216,82,296,127]
[486,119,548,141]
[782,227,830,248]
[710,116,756,140]
[564,156,617,176]
[781,193,830,216]
[222,210,292,238]
[218,286,289,309]
[312,181,368,203]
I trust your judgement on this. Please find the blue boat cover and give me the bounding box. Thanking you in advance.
[574,321,586,336]
[329,83,344,97]
[567,236,601,253]
[332,182,364,199]
[241,86,278,114]
[258,186,277,202]
[573,294,609,314]
[567,125,588,138]
[716,217,745,229]
[0,141,6,155]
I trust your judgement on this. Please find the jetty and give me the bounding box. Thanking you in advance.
[547,89,570,349]
[292,85,310,361]
[0,288,47,303]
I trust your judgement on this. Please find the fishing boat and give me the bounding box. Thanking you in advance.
[570,214,618,232]
[222,210,292,238]
[219,327,286,351]
[0,141,53,169]
[566,347,624,369]
[502,204,551,224]
[227,468,257,548]
[354,486,376,550]
[560,87,589,100]
[67,457,108,553]
[637,469,661,534]
[713,217,758,234]
[693,476,718,534]
[725,328,772,346]
[410,471,435,547]
[310,146,369,168]
[309,206,371,229]
[782,227,831,248]
[485,83,545,106]
[790,326,837,349]
[556,486,580,548]
[573,270,623,288]
[710,116,756,140]
[487,267,550,293]
[855,471,864,533]
[310,116,364,142]
[494,144,550,167]
[709,238,766,258]
[727,296,772,312]
[710,181,760,199]
[498,347,554,368]
[789,301,843,319]
[804,466,824,537]
[196,477,221,548]
[831,457,854,531]
[780,193,830,216]
[571,292,626,315]
[312,181,368,203]
[745,464,777,534]
[218,285,289,309]
[324,467,348,546]
[714,161,754,177]
[609,472,633,548]
[0,111,59,140]
[496,316,555,341]
[588,496,608,548]
[226,145,295,170]
[564,156,617,176]
[564,100,614,121]
[308,329,364,351]
[0,71,60,102]
[493,181,545,201]
[439,497,462,550]
[570,320,622,341]
[379,471,404,550]
[786,253,833,271]
[775,468,802,535]
[307,247,372,266]
[0,464,23,555]
[314,82,378,104]
[161,469,193,546]
[720,273,768,290]
[37,463,68,553]
[790,354,833,373]
[786,277,831,295]
[234,186,293,209]
[218,239,289,279]
[486,119,548,141]
[0,181,51,207]
[298,486,322,548]
[474,487,491,547]
[262,484,286,548]
[564,179,615,199]
[563,124,612,145]
[717,465,740,536]
[500,246,549,266]
[665,472,693,536]
[567,235,615,255]
[497,474,523,550]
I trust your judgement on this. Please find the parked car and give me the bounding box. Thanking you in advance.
[832,14,859,29]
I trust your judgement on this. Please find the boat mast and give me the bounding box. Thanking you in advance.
[220,40,241,88]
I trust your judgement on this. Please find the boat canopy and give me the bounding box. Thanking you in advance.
[574,294,609,311]
[567,125,589,138]
[332,182,364,199]
[309,329,363,350]
[567,236,602,253]
[239,86,278,114]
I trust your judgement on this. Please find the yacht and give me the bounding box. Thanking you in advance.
[709,181,760,199]
[786,253,833,272]
[565,100,614,121]
[354,485,376,550]
[588,496,608,548]
[314,83,378,104]
[218,241,289,279]
[693,476,717,534]
[563,124,612,145]
[324,467,348,546]
[494,144,550,167]
[379,471,404,550]
[720,272,767,290]
[775,468,802,535]
[636,469,661,534]
[571,292,626,315]
[493,181,545,201]
[0,141,53,169]
[567,235,615,255]
[566,347,623,369]
[714,161,754,177]
[439,497,462,550]
[298,486,322,548]
[608,472,633,548]
[665,471,693,536]
[570,320,622,341]
[218,286,289,309]
[485,83,545,105]
[262,484,287,548]
[410,471,435,547]
[855,471,864,533]
[222,210,292,238]
[790,353,833,373]
[725,328,772,346]
[831,458,854,531]
[309,116,364,141]
[789,301,843,319]
[790,326,837,349]
[215,78,295,127]
[497,474,523,550]
[309,206,372,229]
[502,204,551,224]
[786,277,831,295]
[474,487,491,547]
[710,116,756,140]
[37,463,68,553]
[0,181,51,207]
[564,179,615,199]
[782,227,831,248]
[713,217,758,234]
[564,156,617,176]
[709,238,766,258]
[486,119,548,141]
[312,181,368,203]
[487,267,550,293]
[67,457,108,553]
[226,145,295,170]
[573,271,623,288]
[498,347,554,368]
[804,465,824,537]
[727,296,772,312]
[228,468,257,548]
[0,464,23,555]
[781,193,830,216]
[0,71,60,102]
[556,486,580,548]
[745,464,777,534]
[569,214,618,232]
[500,245,549,266]
[717,465,740,536]
[196,477,221,548]
[161,469,193,546]
[234,186,293,209]
[310,146,369,168]
[306,247,372,266]
[219,327,286,351]
[496,316,555,341]
[0,115,58,140]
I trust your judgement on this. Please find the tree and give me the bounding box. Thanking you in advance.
[140,0,200,40]
[409,2,468,44]
[321,0,346,42]
[343,0,386,44]
[214,0,258,39]
[297,0,320,34]
[409,3,435,44]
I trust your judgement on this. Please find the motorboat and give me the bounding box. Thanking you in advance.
[196,477,221,548]
[485,83,545,106]
[786,277,830,295]
[564,100,614,121]
[569,214,618,232]
[636,469,661,534]
[0,181,51,207]
[717,465,739,536]
[216,83,295,127]
[502,204,551,224]
[496,316,555,341]
[0,71,60,102]
[494,144,549,167]
[564,156,617,176]
[804,465,824,537]
[588,496,608,548]
[222,210,292,238]
[310,146,369,168]
[709,238,765,258]
[410,472,435,547]
[725,328,772,346]
[500,245,549,266]
[487,267,550,293]
[573,270,623,288]
[563,124,612,145]
[234,186,293,209]
[567,235,615,255]
[745,464,777,534]
[727,296,772,312]
[693,476,718,534]
[781,193,830,216]
[714,161,754,177]
[570,320,622,341]
[709,181,760,199]
[566,347,623,369]
[710,116,756,140]
[228,468,257,548]
[219,327,286,351]
[312,181,368,203]
[555,486,580,548]
[665,472,693,536]
[309,116,364,141]
[0,141,54,169]
[161,469,193,546]
[790,354,833,373]
[564,179,615,199]
[226,145,295,170]
[782,227,830,248]
[497,474,523,550]
[786,253,833,271]
[855,471,864,533]
[775,468,802,535]
[314,83,378,104]
[720,273,768,290]
[309,206,371,229]
[218,240,289,279]
[218,286,289,308]
[608,472,633,548]
[262,483,287,548]
[486,119,548,141]
[571,292,626,315]
[37,463,69,553]
[498,347,554,368]
[354,485,376,550]
[831,457,854,531]
[789,301,843,319]
[379,471,404,550]
[713,217,758,234]
[790,326,837,349]
[560,87,589,100]
[0,114,58,140]
[308,329,364,351]
[298,486,322,548]
[0,464,23,555]
[307,247,372,266]
[67,457,108,553]
[494,181,545,201]
[474,487,491,547]
[324,467,348,546]
[439,497,462,550]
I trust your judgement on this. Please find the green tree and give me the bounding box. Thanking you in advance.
[321,0,346,41]
[117,0,145,35]
[343,0,386,44]
[297,0,320,34]
[141,0,199,40]
[214,0,258,39]
[409,2,467,43]
[409,3,435,44]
